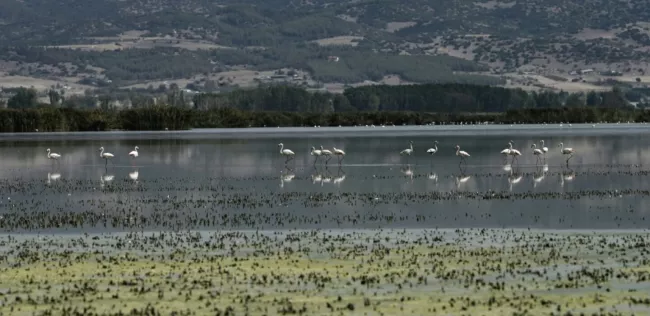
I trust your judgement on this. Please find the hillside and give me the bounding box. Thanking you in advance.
[2,0,650,96]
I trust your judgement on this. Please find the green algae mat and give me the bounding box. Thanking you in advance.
[1,229,649,315]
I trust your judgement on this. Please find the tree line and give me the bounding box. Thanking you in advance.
[0,106,648,133]
[4,83,634,114]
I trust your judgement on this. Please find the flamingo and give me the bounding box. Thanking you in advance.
[278,143,295,164]
[426,141,438,155]
[455,145,470,164]
[426,141,438,164]
[320,146,332,164]
[400,141,414,157]
[540,140,549,158]
[531,143,544,164]
[46,148,61,165]
[508,141,522,164]
[310,146,322,165]
[332,147,346,165]
[558,142,575,164]
[128,146,139,158]
[98,147,114,167]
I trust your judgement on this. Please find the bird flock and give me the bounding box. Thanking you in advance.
[46,146,140,167]
[279,139,575,166]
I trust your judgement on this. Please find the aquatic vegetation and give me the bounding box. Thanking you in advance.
[0,230,649,315]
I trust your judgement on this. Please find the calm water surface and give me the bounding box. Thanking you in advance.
[1,124,650,233]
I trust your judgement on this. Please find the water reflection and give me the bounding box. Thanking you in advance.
[533,166,545,189]
[2,129,650,231]
[100,173,114,188]
[280,166,295,188]
[400,164,414,184]
[129,170,139,182]
[507,168,523,192]
[333,167,346,186]
[561,167,576,188]
[311,166,323,185]
[47,172,61,185]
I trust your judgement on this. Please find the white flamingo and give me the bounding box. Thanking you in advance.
[98,147,114,167]
[455,145,470,164]
[333,147,346,165]
[531,143,544,164]
[46,148,61,165]
[278,143,295,164]
[508,141,522,164]
[128,146,139,158]
[320,146,332,164]
[400,141,414,155]
[426,141,438,155]
[540,140,549,159]
[400,141,414,162]
[310,146,322,164]
[558,142,575,164]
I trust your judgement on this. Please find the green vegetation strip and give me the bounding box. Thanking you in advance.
[1,229,649,315]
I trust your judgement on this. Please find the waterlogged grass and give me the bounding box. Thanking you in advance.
[1,229,649,315]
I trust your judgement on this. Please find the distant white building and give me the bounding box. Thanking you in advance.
[580,68,594,74]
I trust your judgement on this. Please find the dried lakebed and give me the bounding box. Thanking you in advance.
[0,229,649,316]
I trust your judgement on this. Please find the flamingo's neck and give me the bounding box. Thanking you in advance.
[100,149,104,157]
[410,143,413,151]
[279,144,284,154]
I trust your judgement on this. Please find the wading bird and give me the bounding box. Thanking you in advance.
[426,141,438,160]
[455,145,470,164]
[128,146,139,158]
[531,143,544,164]
[46,148,61,165]
[310,146,322,165]
[540,140,549,158]
[320,146,332,165]
[558,142,575,164]
[333,147,346,165]
[278,143,295,164]
[508,141,522,164]
[98,147,114,167]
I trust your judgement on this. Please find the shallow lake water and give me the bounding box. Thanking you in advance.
[1,124,650,233]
